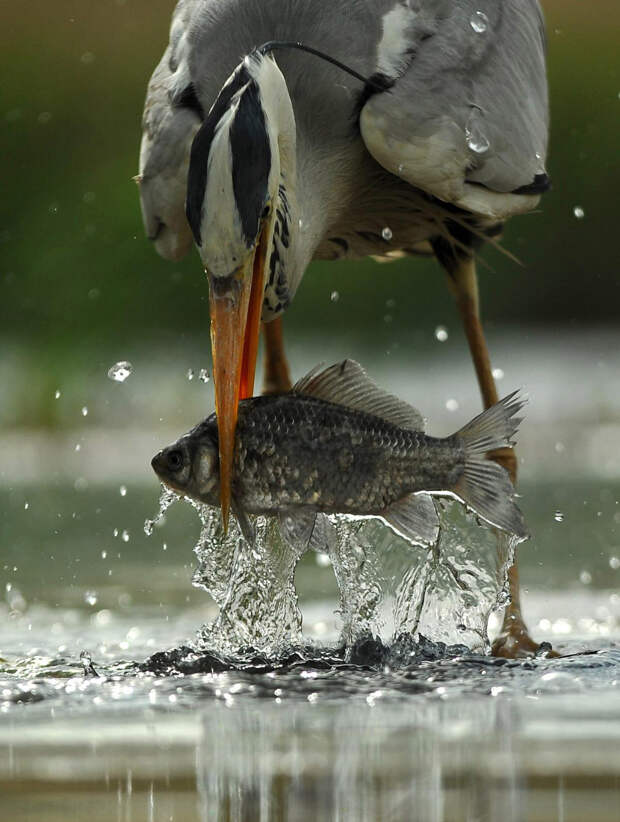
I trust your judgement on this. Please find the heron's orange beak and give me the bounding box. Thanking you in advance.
[208,222,270,531]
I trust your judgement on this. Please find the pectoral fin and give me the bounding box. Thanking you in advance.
[278,510,335,553]
[381,493,440,547]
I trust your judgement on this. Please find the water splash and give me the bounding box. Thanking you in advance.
[390,501,519,651]
[143,485,179,536]
[328,517,384,651]
[144,487,520,655]
[191,504,304,654]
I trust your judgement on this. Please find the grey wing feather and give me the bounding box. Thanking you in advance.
[360,0,549,220]
[138,0,203,261]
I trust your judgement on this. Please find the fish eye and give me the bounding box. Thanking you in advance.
[166,450,184,471]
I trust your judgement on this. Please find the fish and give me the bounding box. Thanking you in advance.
[151,360,527,548]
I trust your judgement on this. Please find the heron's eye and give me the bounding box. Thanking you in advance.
[166,450,184,471]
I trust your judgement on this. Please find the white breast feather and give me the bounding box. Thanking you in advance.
[376,4,418,78]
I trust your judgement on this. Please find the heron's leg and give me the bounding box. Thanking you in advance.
[434,249,554,658]
[261,317,292,395]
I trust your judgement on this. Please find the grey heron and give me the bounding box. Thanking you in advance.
[137,0,550,657]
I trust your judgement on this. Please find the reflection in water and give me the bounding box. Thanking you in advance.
[197,700,524,822]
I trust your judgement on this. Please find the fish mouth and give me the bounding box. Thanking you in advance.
[151,450,185,494]
[207,217,272,532]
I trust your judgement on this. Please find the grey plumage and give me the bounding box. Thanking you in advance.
[138,0,549,302]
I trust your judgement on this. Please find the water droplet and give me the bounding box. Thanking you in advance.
[555,441,565,453]
[381,227,393,241]
[54,389,61,399]
[315,553,331,568]
[492,367,504,380]
[397,163,404,173]
[186,368,194,381]
[434,325,448,342]
[49,203,59,214]
[107,361,133,382]
[573,206,585,219]
[75,443,81,452]
[198,368,210,383]
[84,590,98,606]
[80,51,95,64]
[82,191,95,204]
[579,570,592,585]
[121,530,130,543]
[24,502,29,510]
[446,398,459,412]
[465,110,490,153]
[101,550,107,559]
[330,290,340,303]
[554,511,564,522]
[74,477,88,491]
[610,557,620,570]
[81,406,88,416]
[37,111,52,125]
[470,11,489,33]
[113,528,119,538]
[384,314,393,324]
[119,485,127,497]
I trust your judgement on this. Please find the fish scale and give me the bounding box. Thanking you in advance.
[234,395,453,514]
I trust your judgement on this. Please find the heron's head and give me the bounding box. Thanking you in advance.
[185,51,297,527]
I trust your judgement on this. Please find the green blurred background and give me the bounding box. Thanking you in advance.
[0,0,619,628]
[1,0,618,424]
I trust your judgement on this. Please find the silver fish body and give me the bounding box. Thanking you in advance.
[152,360,527,547]
[227,395,462,513]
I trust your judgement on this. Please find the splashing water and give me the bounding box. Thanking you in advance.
[144,488,520,656]
[390,501,518,651]
[143,485,179,536]
[328,517,384,651]
[191,505,304,654]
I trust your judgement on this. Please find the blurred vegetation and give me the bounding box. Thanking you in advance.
[1,0,618,378]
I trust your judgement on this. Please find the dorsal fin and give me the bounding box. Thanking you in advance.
[292,360,425,432]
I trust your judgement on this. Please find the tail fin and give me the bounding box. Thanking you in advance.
[452,392,528,538]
